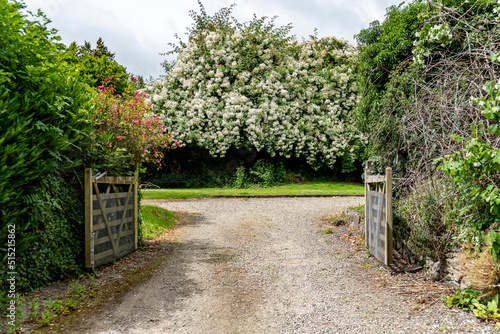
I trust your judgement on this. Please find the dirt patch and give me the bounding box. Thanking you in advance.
[9,197,497,333]
[319,216,456,313]
[13,213,194,334]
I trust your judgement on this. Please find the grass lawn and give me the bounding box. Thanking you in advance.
[141,205,178,239]
[141,181,364,199]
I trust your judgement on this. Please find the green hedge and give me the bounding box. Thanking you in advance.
[0,1,91,299]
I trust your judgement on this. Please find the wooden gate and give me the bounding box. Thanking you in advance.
[84,168,138,269]
[364,163,393,265]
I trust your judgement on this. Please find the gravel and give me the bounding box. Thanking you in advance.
[75,197,498,333]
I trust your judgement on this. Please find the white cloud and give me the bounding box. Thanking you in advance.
[22,0,405,79]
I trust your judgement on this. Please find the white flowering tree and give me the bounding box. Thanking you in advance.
[146,3,365,170]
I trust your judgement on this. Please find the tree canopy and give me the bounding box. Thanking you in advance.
[147,3,364,171]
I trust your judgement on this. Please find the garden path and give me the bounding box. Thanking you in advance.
[68,197,495,333]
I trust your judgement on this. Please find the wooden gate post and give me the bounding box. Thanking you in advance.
[84,168,93,268]
[134,166,139,250]
[364,163,393,266]
[385,167,393,265]
[364,161,371,247]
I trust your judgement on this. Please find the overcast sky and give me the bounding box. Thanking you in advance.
[22,0,406,80]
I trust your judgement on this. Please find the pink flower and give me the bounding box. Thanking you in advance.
[175,141,180,146]
[118,136,123,140]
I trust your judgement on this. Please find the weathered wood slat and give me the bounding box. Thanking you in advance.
[92,216,134,231]
[93,176,135,185]
[93,248,115,262]
[93,183,118,255]
[94,242,135,263]
[94,228,135,247]
[364,163,393,266]
[114,184,133,253]
[133,169,139,250]
[85,168,93,268]
[117,240,135,251]
[85,168,138,269]
[92,204,133,217]
[385,167,393,265]
[92,192,132,201]
[366,175,385,183]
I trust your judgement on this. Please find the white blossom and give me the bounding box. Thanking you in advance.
[145,26,364,168]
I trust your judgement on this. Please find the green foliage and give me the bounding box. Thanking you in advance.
[232,166,248,188]
[395,177,457,261]
[447,289,500,321]
[357,0,500,264]
[86,77,175,174]
[17,174,85,290]
[447,288,482,311]
[355,0,499,176]
[232,160,286,188]
[439,54,500,247]
[413,0,499,67]
[354,2,424,141]
[0,0,91,299]
[487,231,500,261]
[66,37,130,95]
[349,204,365,215]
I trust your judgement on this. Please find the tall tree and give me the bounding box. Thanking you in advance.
[66,38,129,94]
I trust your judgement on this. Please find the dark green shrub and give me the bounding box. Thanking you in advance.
[232,166,248,188]
[18,174,85,289]
[395,177,457,261]
[231,160,286,188]
[0,1,91,298]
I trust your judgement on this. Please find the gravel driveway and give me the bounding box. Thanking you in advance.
[76,197,497,333]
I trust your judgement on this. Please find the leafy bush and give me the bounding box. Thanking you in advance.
[439,53,500,248]
[65,37,130,95]
[87,77,176,174]
[146,3,364,170]
[354,2,425,174]
[357,0,500,269]
[356,0,499,178]
[395,177,457,261]
[231,166,248,188]
[18,174,85,290]
[231,160,286,188]
[447,289,500,321]
[0,1,91,296]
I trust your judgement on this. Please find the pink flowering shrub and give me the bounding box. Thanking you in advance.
[88,76,176,173]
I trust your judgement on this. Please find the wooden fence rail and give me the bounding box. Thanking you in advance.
[365,163,393,265]
[84,168,138,269]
